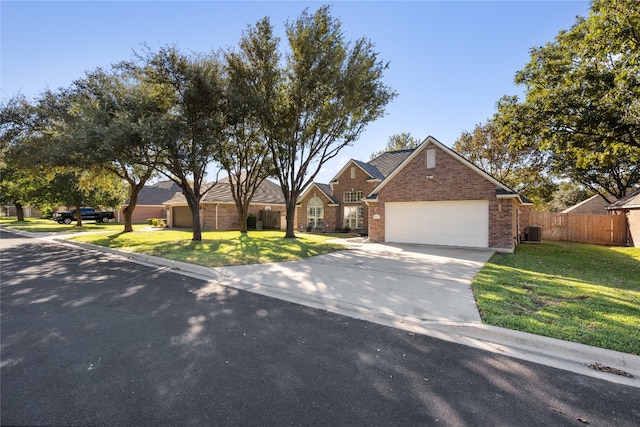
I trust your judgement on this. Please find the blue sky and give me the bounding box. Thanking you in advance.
[1,1,591,184]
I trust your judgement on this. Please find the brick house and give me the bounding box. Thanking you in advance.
[297,149,413,234]
[298,136,532,253]
[116,180,180,223]
[561,193,616,214]
[164,176,286,231]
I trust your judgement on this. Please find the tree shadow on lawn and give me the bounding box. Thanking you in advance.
[82,231,343,267]
[232,232,342,265]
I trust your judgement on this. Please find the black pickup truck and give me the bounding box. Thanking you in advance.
[53,207,115,224]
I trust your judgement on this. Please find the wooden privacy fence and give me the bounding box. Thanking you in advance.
[259,209,281,230]
[529,212,627,246]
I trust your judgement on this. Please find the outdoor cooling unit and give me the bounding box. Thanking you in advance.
[524,226,542,243]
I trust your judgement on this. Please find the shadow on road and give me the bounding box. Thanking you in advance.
[2,232,639,426]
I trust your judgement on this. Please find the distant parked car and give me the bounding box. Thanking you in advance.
[53,207,115,224]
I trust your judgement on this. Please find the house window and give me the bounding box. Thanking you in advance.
[350,166,356,179]
[307,196,324,228]
[343,191,363,203]
[344,206,364,229]
[426,148,436,169]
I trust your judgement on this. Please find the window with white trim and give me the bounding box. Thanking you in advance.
[307,196,324,228]
[343,191,363,203]
[344,206,364,229]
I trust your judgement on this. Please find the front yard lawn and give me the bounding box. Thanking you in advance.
[0,217,147,233]
[70,229,345,267]
[471,241,640,354]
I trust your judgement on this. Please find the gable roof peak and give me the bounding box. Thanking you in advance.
[367,135,527,202]
[367,149,414,178]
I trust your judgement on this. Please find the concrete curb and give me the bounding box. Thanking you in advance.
[3,226,639,388]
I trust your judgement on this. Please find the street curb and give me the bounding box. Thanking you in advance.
[419,323,640,388]
[3,226,639,388]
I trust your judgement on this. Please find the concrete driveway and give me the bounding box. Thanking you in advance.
[203,242,495,326]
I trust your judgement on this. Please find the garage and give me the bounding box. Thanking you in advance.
[172,206,193,229]
[385,200,489,248]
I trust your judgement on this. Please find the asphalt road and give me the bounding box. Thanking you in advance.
[1,229,639,426]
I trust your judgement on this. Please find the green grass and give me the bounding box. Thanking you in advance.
[471,241,640,354]
[70,229,345,267]
[0,217,148,233]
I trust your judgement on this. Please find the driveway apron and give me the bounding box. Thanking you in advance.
[209,242,494,325]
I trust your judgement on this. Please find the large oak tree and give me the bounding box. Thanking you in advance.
[129,46,226,241]
[504,0,640,200]
[219,18,280,234]
[261,6,396,238]
[70,68,168,232]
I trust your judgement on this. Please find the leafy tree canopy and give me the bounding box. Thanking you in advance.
[498,0,640,200]
[369,132,420,159]
[453,114,556,209]
[265,6,396,237]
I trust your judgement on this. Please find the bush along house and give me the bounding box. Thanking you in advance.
[297,136,532,253]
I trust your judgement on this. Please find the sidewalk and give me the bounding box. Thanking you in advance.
[4,226,639,388]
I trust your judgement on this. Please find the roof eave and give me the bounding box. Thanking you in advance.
[608,204,640,210]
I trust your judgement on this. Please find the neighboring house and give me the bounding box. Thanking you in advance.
[164,175,286,231]
[561,194,615,214]
[2,205,42,218]
[297,136,532,253]
[116,180,181,223]
[606,189,640,247]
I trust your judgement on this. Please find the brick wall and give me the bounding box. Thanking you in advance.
[297,188,339,232]
[117,205,166,223]
[368,143,520,252]
[329,163,378,233]
[201,203,285,231]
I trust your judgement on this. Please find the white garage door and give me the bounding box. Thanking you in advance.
[385,200,489,248]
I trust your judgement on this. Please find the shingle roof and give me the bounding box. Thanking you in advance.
[367,149,414,178]
[315,183,340,204]
[125,180,181,206]
[151,180,181,191]
[352,159,385,181]
[164,175,285,205]
[496,188,533,205]
[607,189,640,210]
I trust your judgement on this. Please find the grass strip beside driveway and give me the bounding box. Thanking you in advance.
[70,229,345,267]
[471,241,640,354]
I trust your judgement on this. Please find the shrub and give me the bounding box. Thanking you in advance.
[306,225,313,232]
[147,218,154,225]
[247,213,257,230]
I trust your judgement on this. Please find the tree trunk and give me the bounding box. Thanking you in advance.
[75,202,83,227]
[183,192,202,241]
[238,204,249,234]
[123,185,142,233]
[190,205,202,241]
[123,205,134,233]
[284,200,296,239]
[175,182,203,241]
[15,202,25,222]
